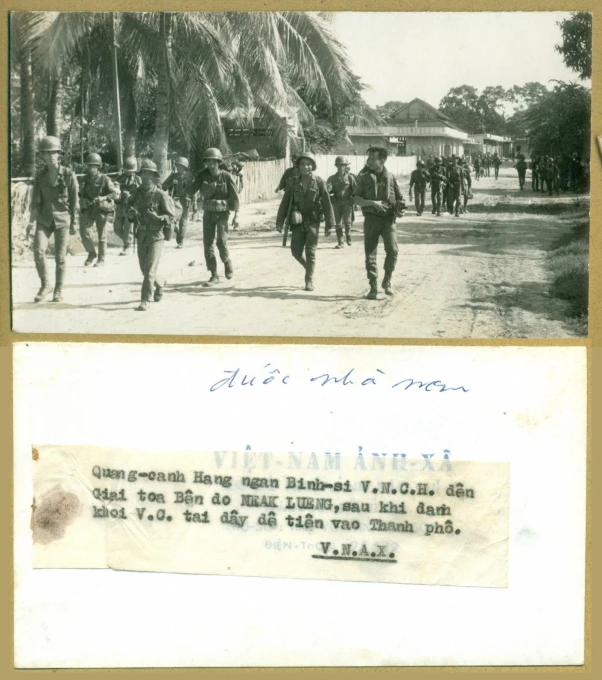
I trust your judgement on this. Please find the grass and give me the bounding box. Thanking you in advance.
[545,223,589,334]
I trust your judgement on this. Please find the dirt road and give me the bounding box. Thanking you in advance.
[12,167,588,338]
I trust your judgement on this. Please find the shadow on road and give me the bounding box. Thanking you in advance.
[170,282,357,302]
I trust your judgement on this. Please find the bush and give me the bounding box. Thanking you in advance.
[546,238,588,316]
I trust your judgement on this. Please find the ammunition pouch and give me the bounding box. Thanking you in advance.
[204,198,228,212]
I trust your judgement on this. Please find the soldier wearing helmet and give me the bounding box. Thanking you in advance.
[409,159,429,216]
[276,151,335,292]
[514,154,528,191]
[189,147,240,285]
[27,136,79,303]
[460,158,473,214]
[276,154,300,193]
[162,156,195,248]
[125,158,175,311]
[79,151,119,267]
[428,156,446,217]
[353,146,406,299]
[327,156,356,248]
[113,156,141,255]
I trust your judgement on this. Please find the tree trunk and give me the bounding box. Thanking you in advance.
[46,74,62,137]
[154,12,172,179]
[122,83,137,158]
[20,46,35,176]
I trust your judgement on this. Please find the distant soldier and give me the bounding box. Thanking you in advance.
[445,155,458,213]
[113,156,141,255]
[483,153,491,177]
[559,154,571,192]
[276,151,335,291]
[429,156,446,216]
[353,146,406,299]
[425,155,435,172]
[492,153,502,180]
[460,158,473,214]
[515,154,528,190]
[446,157,465,217]
[530,156,540,191]
[79,152,119,266]
[276,155,299,192]
[327,156,356,248]
[191,148,240,285]
[473,155,481,180]
[545,158,560,196]
[569,153,583,192]
[162,156,195,248]
[126,159,175,311]
[26,136,79,303]
[537,156,548,193]
[408,160,429,216]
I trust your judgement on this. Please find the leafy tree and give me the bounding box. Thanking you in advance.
[374,100,406,122]
[522,81,590,156]
[439,85,486,133]
[555,12,592,80]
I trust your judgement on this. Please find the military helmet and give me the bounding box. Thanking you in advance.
[203,148,223,162]
[296,151,317,171]
[139,158,159,175]
[123,157,137,172]
[435,156,442,164]
[417,160,425,167]
[175,156,189,169]
[335,155,349,167]
[85,152,102,166]
[38,136,62,153]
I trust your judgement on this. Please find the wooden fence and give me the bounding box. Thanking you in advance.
[313,154,416,180]
[240,158,287,203]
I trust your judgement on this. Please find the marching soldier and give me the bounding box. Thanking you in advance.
[113,156,141,255]
[353,146,405,299]
[408,159,429,216]
[429,157,446,216]
[276,151,334,291]
[446,157,464,217]
[126,159,175,311]
[26,136,79,303]
[79,152,119,266]
[327,156,356,248]
[162,156,195,249]
[191,148,240,285]
[460,158,473,214]
[492,153,502,179]
[515,154,528,190]
[530,156,540,191]
[473,154,482,181]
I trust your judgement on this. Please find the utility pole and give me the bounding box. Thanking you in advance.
[111,12,123,171]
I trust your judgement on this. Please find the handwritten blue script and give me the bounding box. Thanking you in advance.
[209,365,469,394]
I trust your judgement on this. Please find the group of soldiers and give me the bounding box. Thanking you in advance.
[407,155,473,218]
[529,153,588,195]
[27,136,240,310]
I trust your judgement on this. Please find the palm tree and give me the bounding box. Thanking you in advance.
[10,14,36,175]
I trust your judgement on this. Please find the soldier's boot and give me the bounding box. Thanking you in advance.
[94,243,106,267]
[207,271,220,286]
[224,260,234,280]
[84,251,97,267]
[34,281,53,303]
[136,300,150,311]
[346,228,352,246]
[154,280,165,302]
[325,226,332,237]
[52,268,66,302]
[366,281,378,300]
[304,277,314,292]
[335,228,344,249]
[382,274,394,296]
[119,246,130,256]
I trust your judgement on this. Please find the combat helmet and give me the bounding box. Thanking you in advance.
[85,152,102,166]
[175,156,189,169]
[296,151,317,171]
[123,157,137,172]
[334,155,349,167]
[434,156,442,164]
[38,136,62,153]
[138,158,159,175]
[203,148,223,162]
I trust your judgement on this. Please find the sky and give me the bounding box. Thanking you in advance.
[331,12,583,108]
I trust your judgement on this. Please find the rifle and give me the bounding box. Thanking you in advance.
[282,190,293,247]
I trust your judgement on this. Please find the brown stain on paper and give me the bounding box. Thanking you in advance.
[31,447,39,461]
[32,486,81,545]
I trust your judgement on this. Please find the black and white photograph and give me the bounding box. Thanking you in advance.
[9,11,592,337]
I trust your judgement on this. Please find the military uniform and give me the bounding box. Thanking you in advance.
[327,158,356,247]
[446,163,465,216]
[127,160,175,309]
[353,165,405,291]
[162,158,195,247]
[530,157,539,191]
[460,161,472,213]
[409,162,429,216]
[429,159,446,216]
[276,165,300,192]
[492,154,502,179]
[515,157,528,190]
[191,150,240,282]
[473,156,482,180]
[79,153,119,266]
[113,160,141,254]
[29,141,79,302]
[276,153,335,291]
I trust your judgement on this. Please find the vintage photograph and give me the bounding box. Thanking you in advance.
[9,11,591,337]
